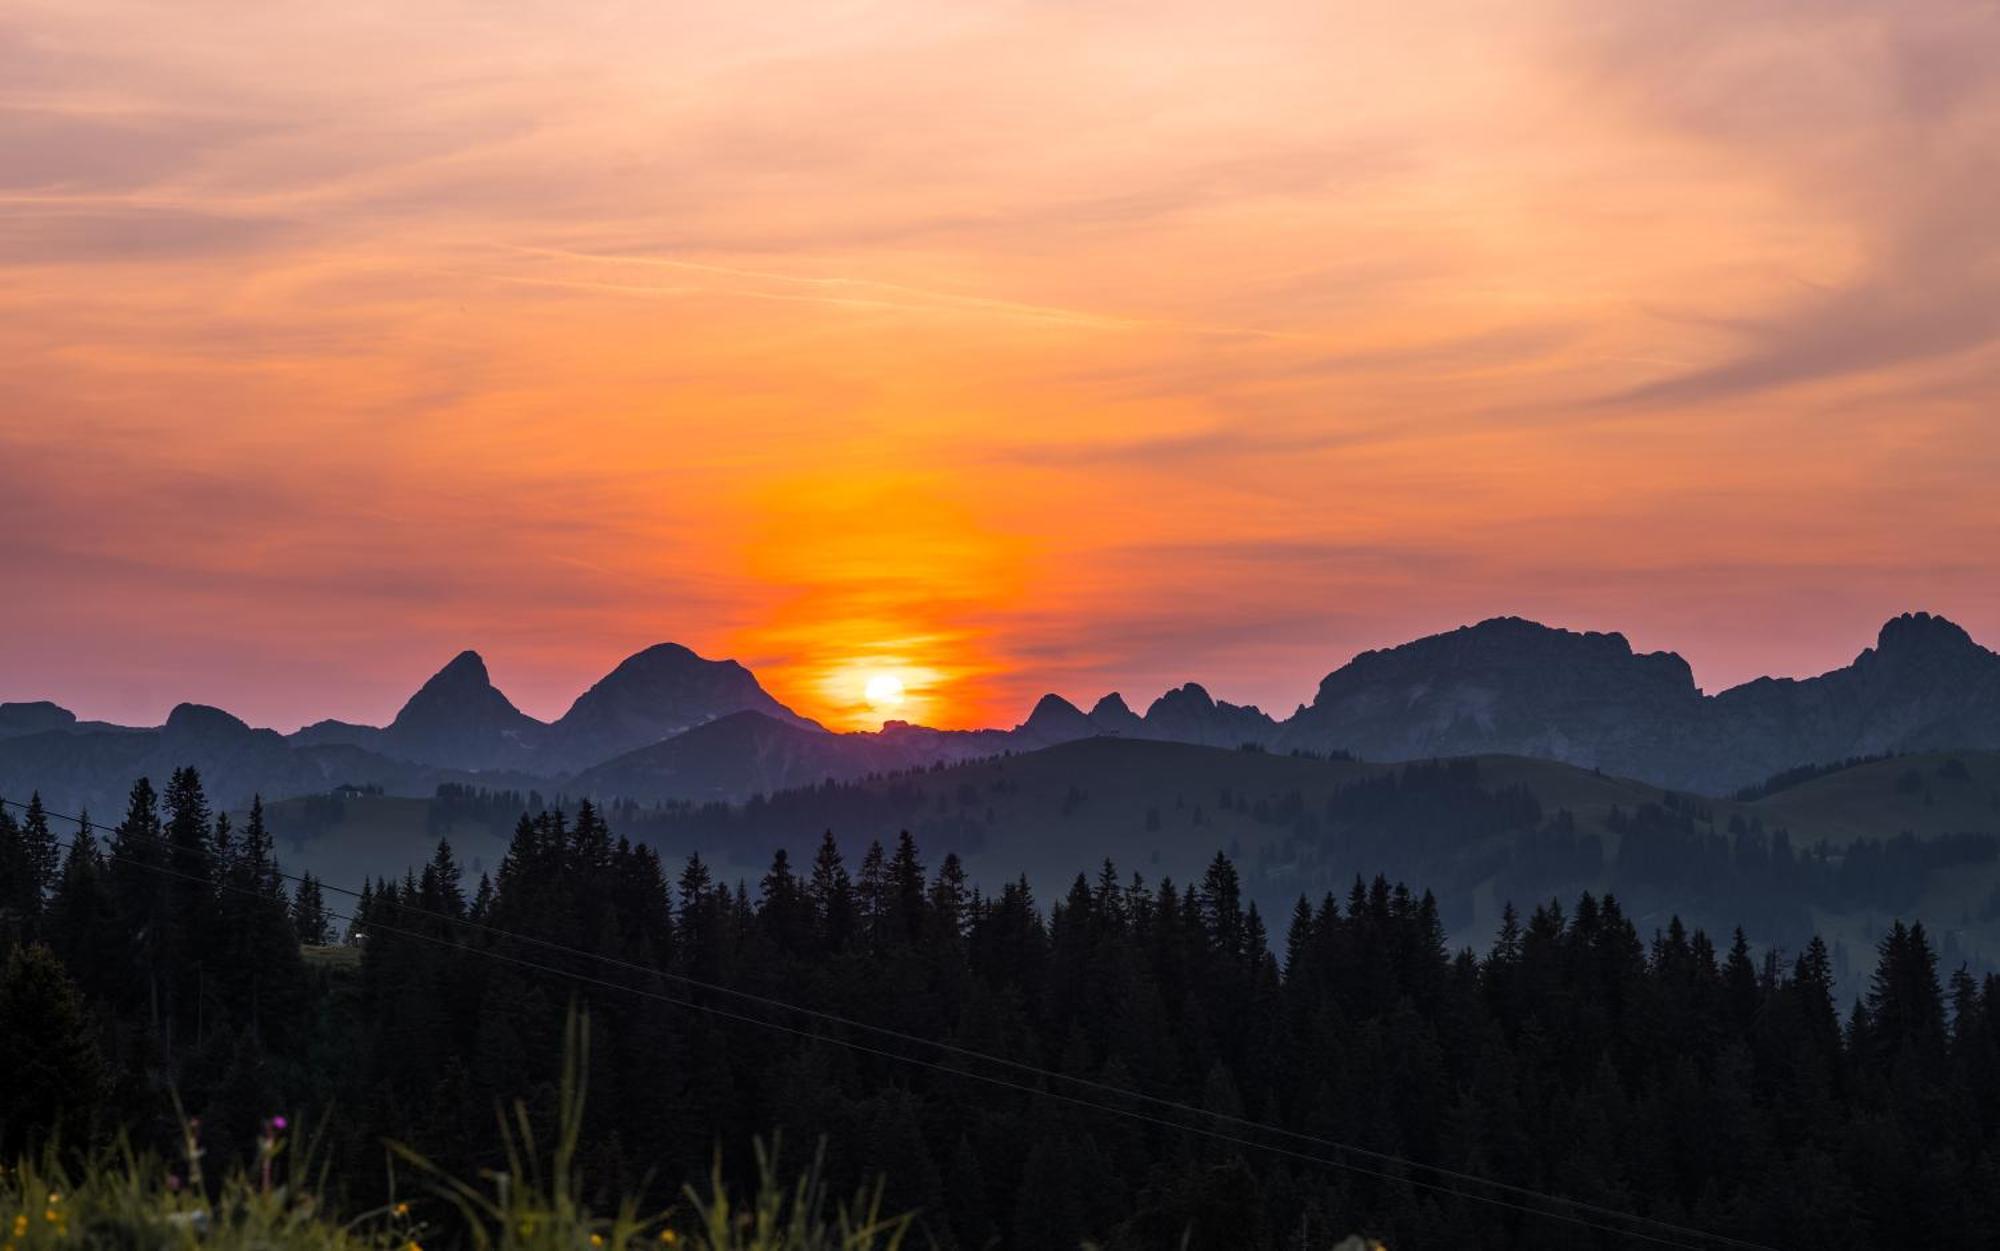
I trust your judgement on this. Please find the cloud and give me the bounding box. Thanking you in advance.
[1579,2,2000,404]
[0,204,295,263]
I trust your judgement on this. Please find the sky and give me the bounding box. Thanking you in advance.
[4,0,1998,732]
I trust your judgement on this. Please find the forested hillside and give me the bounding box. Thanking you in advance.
[6,769,2000,1248]
[264,741,2000,1004]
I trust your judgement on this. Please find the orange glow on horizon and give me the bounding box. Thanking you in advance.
[3,0,1997,731]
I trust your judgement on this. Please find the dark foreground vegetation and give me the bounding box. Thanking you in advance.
[5,769,2000,1248]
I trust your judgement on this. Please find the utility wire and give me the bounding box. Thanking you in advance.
[5,795,1772,1251]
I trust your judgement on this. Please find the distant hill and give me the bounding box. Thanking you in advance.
[572,710,883,803]
[265,737,2000,1006]
[0,699,554,817]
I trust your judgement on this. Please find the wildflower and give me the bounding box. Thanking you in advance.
[46,1194,60,1205]
[393,1202,410,1217]
[406,1241,423,1251]
[590,1235,604,1247]
[658,1233,679,1247]
[11,1215,26,1237]
[271,1116,288,1131]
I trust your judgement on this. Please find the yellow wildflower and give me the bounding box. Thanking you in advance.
[658,1233,679,1247]
[406,1241,423,1251]
[393,1203,410,1217]
[11,1215,25,1237]
[590,1236,604,1248]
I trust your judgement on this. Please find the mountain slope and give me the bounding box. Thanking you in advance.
[379,650,549,771]
[10,611,2000,804]
[1713,613,2000,777]
[1280,616,1710,784]
[1141,683,1280,747]
[571,710,889,803]
[0,702,544,816]
[545,642,820,771]
[1279,612,2000,794]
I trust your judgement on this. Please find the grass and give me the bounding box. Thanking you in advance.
[2,1015,911,1251]
[1745,749,2000,846]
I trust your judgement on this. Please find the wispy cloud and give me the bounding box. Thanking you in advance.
[2,0,1997,728]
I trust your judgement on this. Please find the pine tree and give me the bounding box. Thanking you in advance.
[757,847,807,954]
[856,839,888,951]
[161,768,217,986]
[0,943,107,1157]
[887,830,927,945]
[1867,919,1947,1076]
[0,805,32,945]
[1198,851,1244,959]
[22,793,59,904]
[291,874,331,945]
[808,832,855,952]
[929,852,971,945]
[106,777,169,1027]
[239,797,282,900]
[45,816,115,998]
[421,838,466,918]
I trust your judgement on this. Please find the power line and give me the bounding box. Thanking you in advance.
[5,795,1771,1250]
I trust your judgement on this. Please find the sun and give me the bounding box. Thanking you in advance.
[863,672,907,711]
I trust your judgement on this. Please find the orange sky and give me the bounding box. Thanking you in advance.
[4,0,1998,732]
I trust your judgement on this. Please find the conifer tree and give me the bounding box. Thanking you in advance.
[808,831,855,951]
[0,805,32,945]
[291,874,331,945]
[0,943,106,1158]
[45,815,115,997]
[856,839,888,950]
[22,792,59,904]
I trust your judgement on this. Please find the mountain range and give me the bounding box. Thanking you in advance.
[5,611,1999,813]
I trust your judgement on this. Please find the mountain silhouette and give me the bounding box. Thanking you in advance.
[1087,693,1145,736]
[570,710,880,803]
[545,642,820,771]
[0,700,540,816]
[1141,682,1280,747]
[9,612,2000,805]
[1015,693,1097,745]
[0,701,82,739]
[1278,616,1704,781]
[1281,612,2000,792]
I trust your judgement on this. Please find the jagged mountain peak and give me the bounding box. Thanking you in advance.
[1026,691,1083,718]
[1142,682,1276,748]
[376,650,543,771]
[438,647,490,676]
[1088,693,1146,735]
[1149,682,1216,713]
[1018,693,1094,741]
[393,651,531,724]
[1869,611,1983,663]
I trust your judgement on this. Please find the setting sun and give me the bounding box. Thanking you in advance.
[863,672,907,712]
